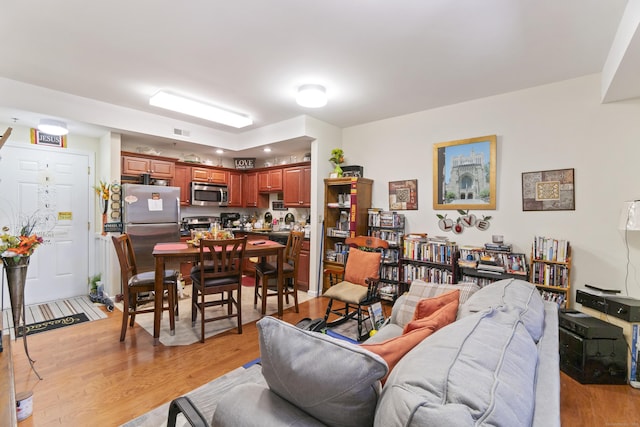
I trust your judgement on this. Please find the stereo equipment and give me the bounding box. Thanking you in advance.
[576,290,640,322]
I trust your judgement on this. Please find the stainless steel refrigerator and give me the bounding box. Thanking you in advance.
[122,184,181,272]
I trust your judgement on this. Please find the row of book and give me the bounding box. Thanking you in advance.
[532,236,570,262]
[531,262,569,288]
[403,234,458,264]
[380,264,400,281]
[538,289,567,308]
[367,209,405,228]
[458,247,528,275]
[368,229,403,246]
[402,264,456,284]
[460,275,497,288]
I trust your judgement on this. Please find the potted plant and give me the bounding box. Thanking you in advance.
[88,273,102,296]
[329,148,344,177]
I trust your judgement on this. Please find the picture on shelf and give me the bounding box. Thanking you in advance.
[433,135,496,210]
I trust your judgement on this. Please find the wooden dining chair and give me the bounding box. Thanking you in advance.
[111,234,179,342]
[254,230,305,315]
[190,236,247,343]
[323,235,389,341]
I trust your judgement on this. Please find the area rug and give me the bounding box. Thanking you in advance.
[121,363,267,427]
[115,283,312,346]
[17,312,89,337]
[2,295,108,338]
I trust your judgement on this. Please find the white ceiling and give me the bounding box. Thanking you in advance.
[1,0,638,160]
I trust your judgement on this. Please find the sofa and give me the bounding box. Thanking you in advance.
[209,278,560,427]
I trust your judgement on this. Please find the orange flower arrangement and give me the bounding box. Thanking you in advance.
[0,214,43,262]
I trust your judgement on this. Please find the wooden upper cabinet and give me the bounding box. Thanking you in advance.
[283,164,311,207]
[122,155,175,179]
[243,172,259,207]
[258,168,283,192]
[227,171,243,207]
[174,165,192,206]
[191,166,228,184]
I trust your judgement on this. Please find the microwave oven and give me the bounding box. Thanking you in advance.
[191,182,228,206]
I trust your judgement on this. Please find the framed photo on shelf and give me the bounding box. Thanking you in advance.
[521,168,575,211]
[433,135,496,210]
[389,179,418,210]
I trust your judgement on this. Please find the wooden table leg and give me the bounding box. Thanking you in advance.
[277,246,284,317]
[154,255,163,346]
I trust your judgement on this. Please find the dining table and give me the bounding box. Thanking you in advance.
[151,239,285,345]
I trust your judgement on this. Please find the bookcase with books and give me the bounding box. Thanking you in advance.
[530,236,571,308]
[367,209,405,301]
[322,177,373,291]
[399,234,459,288]
[458,243,529,288]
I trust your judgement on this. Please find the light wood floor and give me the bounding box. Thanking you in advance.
[10,297,640,426]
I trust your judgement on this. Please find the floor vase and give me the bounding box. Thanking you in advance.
[2,255,30,335]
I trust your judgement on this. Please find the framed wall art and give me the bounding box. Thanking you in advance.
[389,179,418,210]
[433,135,497,210]
[522,168,575,211]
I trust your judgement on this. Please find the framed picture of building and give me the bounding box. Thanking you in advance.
[433,135,497,210]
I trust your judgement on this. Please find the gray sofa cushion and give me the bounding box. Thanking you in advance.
[212,383,326,427]
[375,306,539,427]
[458,278,545,341]
[257,316,388,427]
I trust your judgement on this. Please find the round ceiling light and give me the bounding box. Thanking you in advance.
[296,84,327,108]
[38,118,69,136]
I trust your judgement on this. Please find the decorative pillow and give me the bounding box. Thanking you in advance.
[410,289,460,322]
[258,316,388,427]
[393,280,480,328]
[362,299,458,378]
[343,247,382,287]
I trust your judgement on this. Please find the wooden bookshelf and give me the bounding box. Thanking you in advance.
[530,236,572,308]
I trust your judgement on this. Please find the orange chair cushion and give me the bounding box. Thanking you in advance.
[343,247,382,287]
[361,299,459,380]
[406,289,460,332]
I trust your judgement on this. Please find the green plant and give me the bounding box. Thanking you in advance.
[88,273,102,293]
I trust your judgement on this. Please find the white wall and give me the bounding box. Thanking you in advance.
[342,74,640,300]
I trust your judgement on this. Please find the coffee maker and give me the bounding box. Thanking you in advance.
[220,212,241,228]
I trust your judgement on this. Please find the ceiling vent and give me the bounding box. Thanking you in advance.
[173,128,191,137]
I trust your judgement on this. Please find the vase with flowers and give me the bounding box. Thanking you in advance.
[94,180,110,235]
[1,214,43,335]
[329,148,345,177]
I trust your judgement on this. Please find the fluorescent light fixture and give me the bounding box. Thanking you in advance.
[38,118,68,136]
[296,84,327,108]
[149,91,252,128]
[619,200,640,230]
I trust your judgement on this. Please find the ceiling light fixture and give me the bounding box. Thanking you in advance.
[216,149,224,154]
[263,147,272,152]
[296,84,327,108]
[149,91,253,128]
[38,118,68,136]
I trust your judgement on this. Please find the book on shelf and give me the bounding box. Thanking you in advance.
[368,302,386,330]
[484,243,512,252]
[533,236,570,263]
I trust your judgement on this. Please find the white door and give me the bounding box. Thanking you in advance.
[0,142,90,306]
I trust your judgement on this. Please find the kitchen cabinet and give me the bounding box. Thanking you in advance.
[228,170,243,207]
[297,239,310,292]
[243,172,267,208]
[283,164,311,207]
[174,164,192,206]
[192,166,228,184]
[121,154,175,179]
[258,168,283,192]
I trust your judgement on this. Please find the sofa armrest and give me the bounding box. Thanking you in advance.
[167,396,208,427]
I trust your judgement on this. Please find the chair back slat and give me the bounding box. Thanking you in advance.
[112,234,138,284]
[198,237,246,281]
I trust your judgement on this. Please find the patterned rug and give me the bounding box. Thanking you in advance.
[114,283,312,346]
[2,295,108,338]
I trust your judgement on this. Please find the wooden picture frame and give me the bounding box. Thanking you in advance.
[389,179,418,210]
[433,135,497,210]
[30,128,67,148]
[521,168,575,211]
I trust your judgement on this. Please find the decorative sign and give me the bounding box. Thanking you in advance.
[522,168,575,211]
[389,179,418,210]
[30,128,67,148]
[58,211,73,221]
[234,158,256,169]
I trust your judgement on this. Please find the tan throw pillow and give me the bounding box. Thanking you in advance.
[343,247,382,287]
[361,299,459,379]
